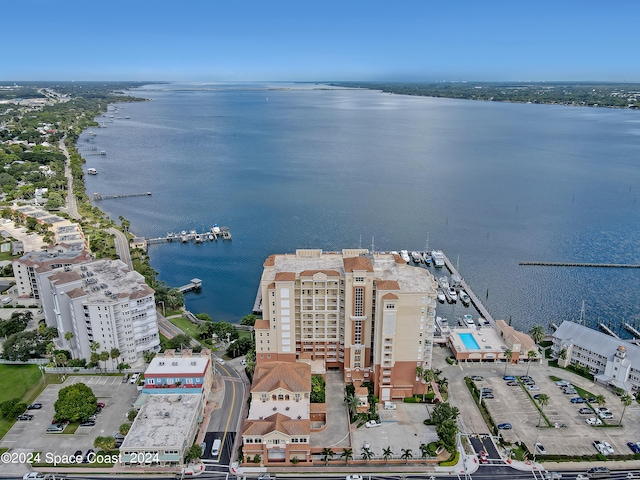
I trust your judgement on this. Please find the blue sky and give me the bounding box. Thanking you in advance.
[3,0,639,82]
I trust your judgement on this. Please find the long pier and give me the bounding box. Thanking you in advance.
[146,225,232,245]
[519,261,640,268]
[441,252,495,326]
[93,192,151,201]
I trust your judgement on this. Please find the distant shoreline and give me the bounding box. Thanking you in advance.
[329,81,640,109]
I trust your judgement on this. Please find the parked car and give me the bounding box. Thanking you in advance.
[23,473,45,480]
[115,440,123,448]
[83,449,94,463]
[527,385,540,391]
[586,466,610,477]
[571,397,587,403]
[555,380,571,386]
[519,375,533,381]
[535,443,547,454]
[479,451,488,464]
[595,407,611,414]
[122,374,129,383]
[481,393,494,399]
[562,388,577,394]
[17,414,34,421]
[578,407,593,414]
[503,376,516,381]
[240,359,247,366]
[602,441,614,454]
[506,381,519,386]
[497,423,512,430]
[364,419,381,428]
[97,402,106,408]
[470,375,484,381]
[346,476,363,480]
[73,450,82,458]
[598,411,614,420]
[113,432,125,440]
[27,403,42,410]
[46,423,64,432]
[586,417,603,426]
[383,402,396,410]
[627,442,640,454]
[80,420,96,427]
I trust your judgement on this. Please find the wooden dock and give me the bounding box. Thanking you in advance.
[598,323,620,339]
[623,322,640,339]
[441,252,495,326]
[519,261,640,268]
[145,225,232,245]
[178,278,202,293]
[93,191,151,201]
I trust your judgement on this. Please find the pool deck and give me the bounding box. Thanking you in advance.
[449,327,508,360]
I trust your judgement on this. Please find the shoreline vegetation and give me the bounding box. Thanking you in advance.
[329,81,640,109]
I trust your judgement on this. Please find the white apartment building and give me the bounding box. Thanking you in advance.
[552,320,640,393]
[39,259,160,364]
[256,249,438,400]
[12,244,92,299]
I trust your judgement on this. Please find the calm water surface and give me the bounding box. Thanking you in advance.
[79,83,640,335]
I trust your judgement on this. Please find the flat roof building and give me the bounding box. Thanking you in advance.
[142,349,214,399]
[120,394,202,466]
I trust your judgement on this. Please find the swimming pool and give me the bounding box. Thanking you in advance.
[459,333,481,350]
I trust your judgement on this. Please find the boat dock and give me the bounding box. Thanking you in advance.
[93,192,151,201]
[441,251,495,326]
[598,323,620,339]
[623,322,640,339]
[519,261,640,268]
[178,278,202,293]
[146,225,232,245]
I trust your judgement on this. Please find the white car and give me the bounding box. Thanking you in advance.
[23,474,45,480]
[586,417,603,426]
[535,442,547,454]
[346,476,363,480]
[383,402,396,410]
[595,407,611,414]
[364,420,381,428]
[527,385,540,391]
[598,411,614,420]
[602,441,614,454]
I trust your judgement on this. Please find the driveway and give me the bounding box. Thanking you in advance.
[310,371,350,449]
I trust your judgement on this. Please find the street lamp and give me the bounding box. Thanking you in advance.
[158,301,165,317]
[39,364,46,386]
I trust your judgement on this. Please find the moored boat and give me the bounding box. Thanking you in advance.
[448,287,458,302]
[436,317,450,334]
[436,289,446,303]
[438,276,450,289]
[463,314,475,328]
[459,290,471,305]
[400,250,410,263]
[411,251,423,263]
[87,168,97,175]
[431,250,445,268]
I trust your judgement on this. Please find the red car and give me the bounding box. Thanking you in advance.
[479,451,488,464]
[97,402,105,408]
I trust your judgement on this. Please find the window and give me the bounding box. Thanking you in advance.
[354,287,364,316]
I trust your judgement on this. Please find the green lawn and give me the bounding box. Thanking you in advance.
[0,364,49,440]
[169,316,201,340]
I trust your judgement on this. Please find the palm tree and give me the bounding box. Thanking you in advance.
[340,448,353,465]
[438,376,449,394]
[64,331,75,359]
[419,443,430,461]
[619,394,633,425]
[110,348,121,371]
[99,351,110,374]
[321,448,334,466]
[423,368,436,396]
[503,348,513,375]
[345,394,359,420]
[526,349,537,376]
[401,448,413,464]
[595,394,606,409]
[383,446,393,464]
[361,446,373,465]
[536,393,550,427]
[55,352,68,378]
[529,324,546,345]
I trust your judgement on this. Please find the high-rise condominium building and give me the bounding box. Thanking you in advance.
[39,259,160,364]
[255,249,438,400]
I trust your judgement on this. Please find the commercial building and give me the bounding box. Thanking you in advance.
[39,259,160,364]
[120,393,203,466]
[141,349,214,399]
[552,321,640,392]
[255,248,438,400]
[242,362,312,465]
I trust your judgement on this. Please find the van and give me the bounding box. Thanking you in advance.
[129,373,140,384]
[1,297,12,305]
[383,401,396,410]
[211,438,221,457]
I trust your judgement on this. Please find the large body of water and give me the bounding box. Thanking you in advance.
[78,83,640,336]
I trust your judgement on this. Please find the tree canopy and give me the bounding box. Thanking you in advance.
[54,383,97,422]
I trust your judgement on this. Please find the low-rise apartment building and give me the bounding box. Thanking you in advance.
[552,320,640,392]
[141,349,214,399]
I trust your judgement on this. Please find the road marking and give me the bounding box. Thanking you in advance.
[219,365,237,460]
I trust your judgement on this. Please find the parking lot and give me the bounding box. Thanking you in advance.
[0,374,140,468]
[470,363,640,457]
[351,402,439,460]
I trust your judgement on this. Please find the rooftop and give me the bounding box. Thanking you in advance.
[555,321,640,365]
[121,394,201,450]
[146,356,210,376]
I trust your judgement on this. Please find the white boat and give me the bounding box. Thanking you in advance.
[439,276,450,289]
[180,230,187,236]
[448,287,458,302]
[212,224,221,234]
[463,314,475,328]
[436,317,450,334]
[451,274,462,287]
[194,234,202,243]
[459,290,471,305]
[421,252,432,265]
[208,234,214,241]
[436,289,446,303]
[411,251,423,263]
[189,229,197,236]
[431,250,445,268]
[400,250,410,263]
[87,168,97,175]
